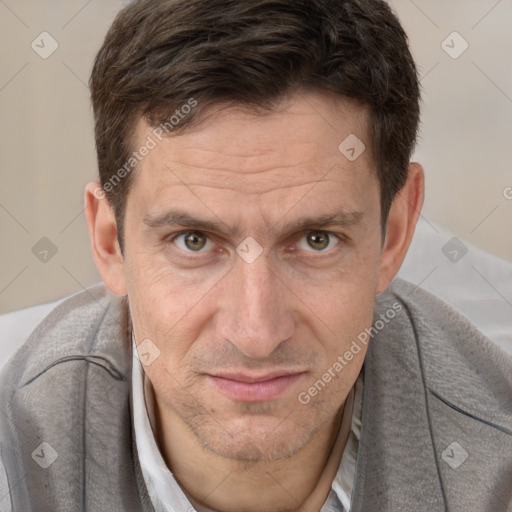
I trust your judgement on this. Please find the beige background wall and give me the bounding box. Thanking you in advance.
[1,0,511,314]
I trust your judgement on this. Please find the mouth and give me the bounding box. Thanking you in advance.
[206,370,307,402]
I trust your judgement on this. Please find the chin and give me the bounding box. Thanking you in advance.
[191,412,317,462]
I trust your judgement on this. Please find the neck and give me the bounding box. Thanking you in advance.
[151,387,353,512]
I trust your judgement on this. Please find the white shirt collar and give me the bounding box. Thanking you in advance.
[132,334,363,512]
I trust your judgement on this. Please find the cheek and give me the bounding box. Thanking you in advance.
[296,287,372,410]
[316,285,375,352]
[126,245,208,322]
[125,255,203,361]
[300,241,379,321]
[296,257,378,374]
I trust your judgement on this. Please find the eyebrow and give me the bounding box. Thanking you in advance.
[142,208,364,238]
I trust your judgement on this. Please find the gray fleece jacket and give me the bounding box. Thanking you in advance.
[0,278,511,511]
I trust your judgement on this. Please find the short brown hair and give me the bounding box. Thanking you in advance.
[89,0,421,249]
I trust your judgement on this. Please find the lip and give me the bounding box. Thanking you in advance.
[206,371,306,402]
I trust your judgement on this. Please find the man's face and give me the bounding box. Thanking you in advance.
[123,92,383,461]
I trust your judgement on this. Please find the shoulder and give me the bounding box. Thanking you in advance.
[0,285,136,510]
[377,278,512,425]
[0,283,131,398]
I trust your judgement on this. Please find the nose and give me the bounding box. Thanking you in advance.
[215,251,295,359]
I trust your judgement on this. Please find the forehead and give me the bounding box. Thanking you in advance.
[126,92,377,221]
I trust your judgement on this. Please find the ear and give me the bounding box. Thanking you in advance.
[376,162,425,294]
[84,182,127,296]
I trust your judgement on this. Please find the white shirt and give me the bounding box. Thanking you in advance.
[132,336,363,512]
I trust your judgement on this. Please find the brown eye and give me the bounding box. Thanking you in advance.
[306,231,330,251]
[174,231,212,253]
[184,231,208,251]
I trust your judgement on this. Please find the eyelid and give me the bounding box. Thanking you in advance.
[171,230,215,254]
[296,230,341,253]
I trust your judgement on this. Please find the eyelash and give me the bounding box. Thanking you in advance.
[167,230,343,259]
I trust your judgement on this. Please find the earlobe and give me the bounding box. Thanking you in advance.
[376,162,425,294]
[84,182,127,296]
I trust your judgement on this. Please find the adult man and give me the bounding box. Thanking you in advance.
[1,0,511,511]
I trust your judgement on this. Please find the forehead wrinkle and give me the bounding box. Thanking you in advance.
[138,159,343,200]
[155,131,334,177]
[156,150,349,185]
[140,163,369,239]
[159,154,327,178]
[164,178,336,195]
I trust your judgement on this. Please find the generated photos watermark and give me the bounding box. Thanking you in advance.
[94,97,198,200]
[298,301,402,404]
